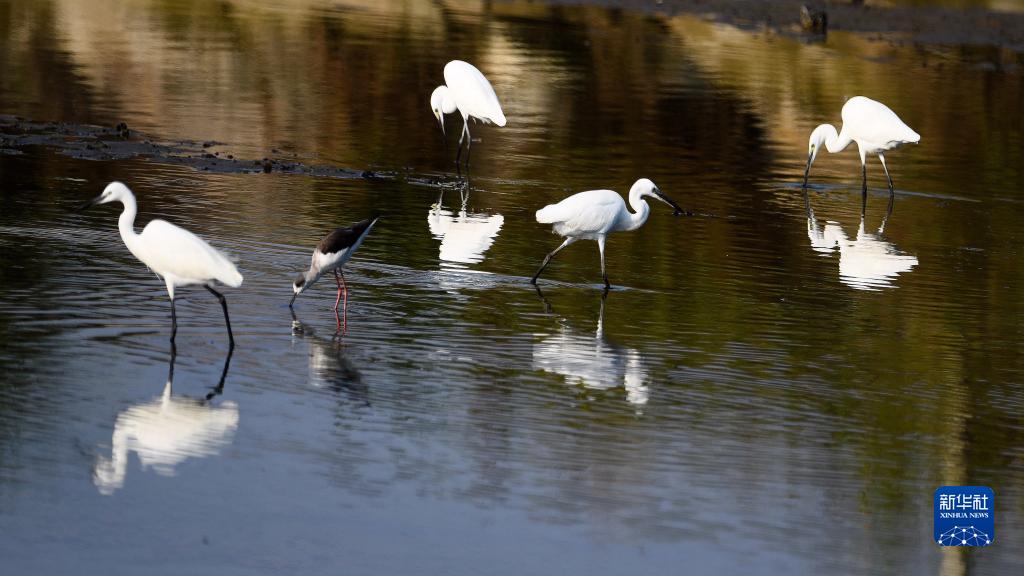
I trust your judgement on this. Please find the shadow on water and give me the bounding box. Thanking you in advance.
[92,346,238,495]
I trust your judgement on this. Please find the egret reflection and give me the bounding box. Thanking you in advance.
[532,289,650,411]
[807,214,918,290]
[427,193,504,267]
[93,350,239,495]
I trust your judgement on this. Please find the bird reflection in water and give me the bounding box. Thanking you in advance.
[428,183,504,268]
[93,348,239,495]
[290,309,367,404]
[806,198,918,290]
[532,287,650,413]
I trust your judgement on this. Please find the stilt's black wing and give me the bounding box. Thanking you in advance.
[317,217,379,256]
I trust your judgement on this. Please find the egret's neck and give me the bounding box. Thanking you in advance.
[823,124,853,154]
[116,194,140,250]
[622,194,651,231]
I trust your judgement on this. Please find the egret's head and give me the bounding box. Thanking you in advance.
[80,181,132,211]
[430,86,456,134]
[806,124,833,167]
[632,178,684,216]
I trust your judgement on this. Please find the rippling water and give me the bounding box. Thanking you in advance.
[1,1,1023,574]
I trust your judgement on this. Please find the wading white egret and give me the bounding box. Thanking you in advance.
[430,60,506,172]
[80,182,243,346]
[531,178,682,289]
[803,96,920,215]
[291,217,379,332]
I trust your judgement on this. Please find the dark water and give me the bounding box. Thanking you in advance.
[1,1,1023,574]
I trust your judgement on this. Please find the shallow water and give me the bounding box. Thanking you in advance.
[1,1,1023,574]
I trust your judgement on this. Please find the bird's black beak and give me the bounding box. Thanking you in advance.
[802,152,813,190]
[436,114,447,147]
[289,292,297,308]
[654,188,685,216]
[78,195,101,212]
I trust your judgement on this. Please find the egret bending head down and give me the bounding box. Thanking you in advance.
[430,86,458,140]
[430,60,506,172]
[531,178,682,290]
[802,96,920,216]
[80,181,243,347]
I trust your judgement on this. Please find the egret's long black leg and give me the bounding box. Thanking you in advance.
[170,298,178,344]
[205,285,235,348]
[860,162,868,219]
[455,118,469,175]
[531,238,576,285]
[598,236,610,290]
[879,154,895,197]
[464,121,472,174]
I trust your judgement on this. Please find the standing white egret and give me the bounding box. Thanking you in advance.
[803,96,920,215]
[290,217,379,332]
[430,60,506,172]
[80,182,243,346]
[531,178,682,289]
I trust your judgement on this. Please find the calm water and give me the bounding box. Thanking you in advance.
[1,1,1023,574]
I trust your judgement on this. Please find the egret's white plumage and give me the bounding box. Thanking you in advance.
[531,178,682,288]
[804,96,920,214]
[82,182,242,345]
[430,60,506,170]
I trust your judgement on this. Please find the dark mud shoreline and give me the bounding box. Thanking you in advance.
[0,115,401,183]
[546,0,1024,50]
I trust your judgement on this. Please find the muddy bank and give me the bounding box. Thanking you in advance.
[0,115,411,183]
[547,0,1024,50]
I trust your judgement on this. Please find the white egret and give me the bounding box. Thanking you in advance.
[803,96,920,215]
[430,60,506,171]
[80,182,243,346]
[531,178,682,289]
[291,217,379,332]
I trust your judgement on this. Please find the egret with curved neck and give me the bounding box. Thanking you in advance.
[80,182,243,347]
[803,96,920,216]
[430,60,506,173]
[531,178,683,289]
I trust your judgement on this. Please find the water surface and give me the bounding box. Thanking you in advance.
[1,1,1023,574]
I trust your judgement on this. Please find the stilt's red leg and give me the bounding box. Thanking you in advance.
[339,270,348,333]
[333,269,343,311]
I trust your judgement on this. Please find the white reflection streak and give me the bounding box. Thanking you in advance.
[427,203,504,267]
[533,294,650,411]
[94,355,239,495]
[807,215,918,290]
